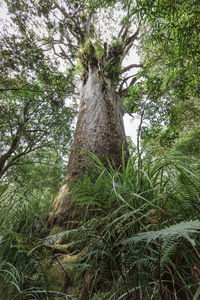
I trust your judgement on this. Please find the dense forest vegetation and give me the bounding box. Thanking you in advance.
[1,0,200,299]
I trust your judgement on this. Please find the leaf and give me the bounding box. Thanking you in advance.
[124,220,200,245]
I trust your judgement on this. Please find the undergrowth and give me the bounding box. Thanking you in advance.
[1,151,200,299]
[0,186,74,299]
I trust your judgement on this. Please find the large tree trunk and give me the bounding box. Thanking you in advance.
[48,65,129,230]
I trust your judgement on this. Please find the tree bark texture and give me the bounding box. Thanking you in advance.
[48,66,129,229]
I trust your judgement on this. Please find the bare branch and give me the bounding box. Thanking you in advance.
[0,144,50,179]
[23,99,32,122]
[53,2,85,43]
[125,21,141,46]
[53,3,75,23]
[0,126,22,174]
[118,74,137,92]
[121,64,143,74]
[118,0,132,42]
[129,76,138,87]
[59,46,75,67]
[137,97,148,153]
[123,21,141,58]
[118,23,126,39]
[118,76,138,97]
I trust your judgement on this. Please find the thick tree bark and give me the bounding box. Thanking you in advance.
[48,65,129,229]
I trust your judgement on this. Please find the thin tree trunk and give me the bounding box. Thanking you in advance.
[48,65,129,229]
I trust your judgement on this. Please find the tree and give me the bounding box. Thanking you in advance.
[0,14,75,179]
[0,81,75,179]
[125,0,200,151]
[2,0,142,229]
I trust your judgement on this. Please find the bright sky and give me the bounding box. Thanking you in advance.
[124,113,140,145]
[123,48,141,146]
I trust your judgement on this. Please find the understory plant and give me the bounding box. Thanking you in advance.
[1,151,200,299]
[0,184,75,299]
[46,151,200,299]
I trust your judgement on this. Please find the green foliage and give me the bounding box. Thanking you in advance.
[93,40,104,60]
[0,78,74,178]
[104,63,122,80]
[0,21,75,178]
[0,188,49,298]
[0,0,78,179]
[2,149,200,298]
[0,188,50,237]
[8,150,65,194]
[45,151,200,299]
[135,0,200,64]
[175,130,200,157]
[130,0,200,151]
[64,0,117,14]
[125,220,200,246]
[124,70,170,146]
[70,150,170,214]
[0,176,75,299]
[0,259,75,299]
[2,0,200,298]
[124,84,143,113]
[0,144,70,298]
[70,169,116,210]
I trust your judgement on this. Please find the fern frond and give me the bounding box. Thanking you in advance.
[124,220,200,246]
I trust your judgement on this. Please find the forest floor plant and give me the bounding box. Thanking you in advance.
[1,150,200,299]
[0,184,75,299]
[44,151,200,299]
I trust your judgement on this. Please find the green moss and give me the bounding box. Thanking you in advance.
[78,39,98,66]
[50,224,65,235]
[46,247,88,296]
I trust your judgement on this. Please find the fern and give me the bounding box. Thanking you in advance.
[124,220,200,246]
[175,171,200,219]
[160,238,178,270]
[2,150,200,299]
